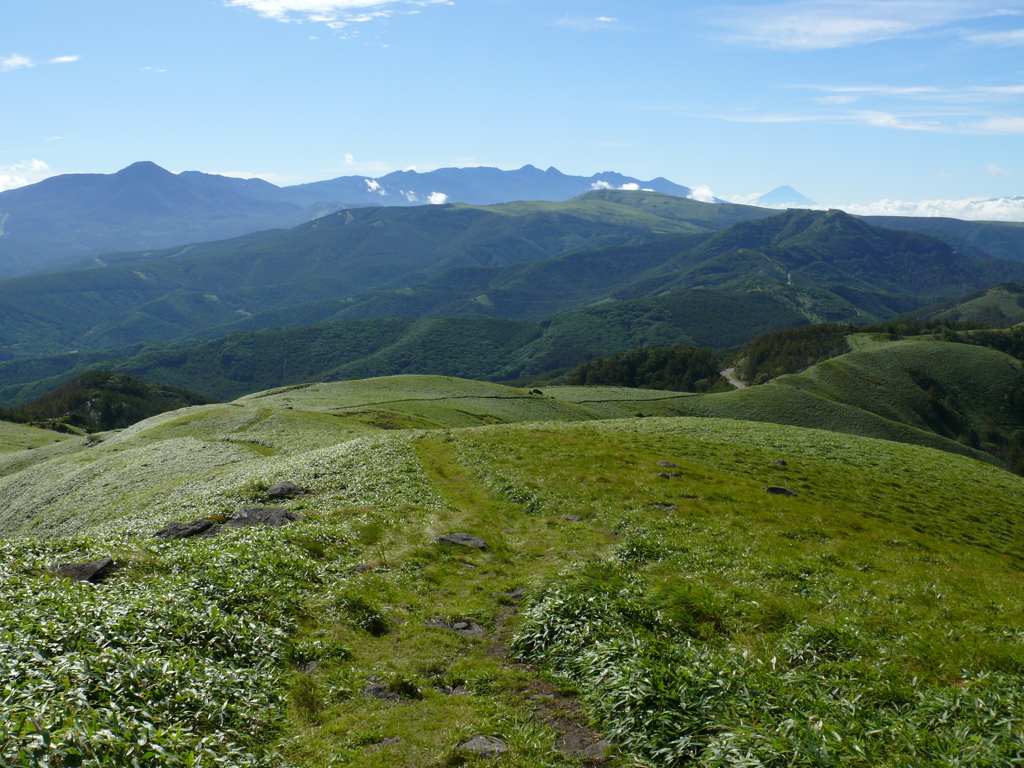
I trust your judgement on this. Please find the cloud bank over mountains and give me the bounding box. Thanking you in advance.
[836,196,1024,222]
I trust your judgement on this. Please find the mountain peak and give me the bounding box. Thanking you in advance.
[115,161,175,178]
[754,186,817,208]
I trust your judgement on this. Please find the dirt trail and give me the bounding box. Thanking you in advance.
[720,368,747,389]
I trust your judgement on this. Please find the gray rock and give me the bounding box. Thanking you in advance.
[460,736,507,758]
[362,683,403,702]
[657,460,680,468]
[266,481,306,499]
[425,618,487,638]
[154,519,220,540]
[434,532,487,550]
[766,486,798,497]
[226,507,300,527]
[377,737,403,747]
[580,739,612,760]
[651,503,679,511]
[52,557,115,583]
[774,459,788,466]
[564,515,580,522]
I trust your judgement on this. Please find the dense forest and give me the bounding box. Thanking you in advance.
[558,344,722,392]
[0,370,213,432]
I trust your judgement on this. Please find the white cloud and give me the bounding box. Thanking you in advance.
[688,185,718,203]
[1,54,34,72]
[140,66,167,73]
[731,192,766,205]
[590,180,613,190]
[835,196,1024,222]
[987,163,1011,176]
[619,182,641,191]
[50,55,79,64]
[0,159,51,191]
[404,190,418,202]
[709,1,1013,50]
[975,116,1024,132]
[428,191,447,204]
[553,15,622,31]
[365,178,387,195]
[225,0,452,28]
[967,28,1024,44]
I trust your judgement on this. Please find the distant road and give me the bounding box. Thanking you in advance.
[720,368,747,389]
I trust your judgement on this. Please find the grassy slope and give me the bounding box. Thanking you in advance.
[0,420,70,453]
[0,376,1022,766]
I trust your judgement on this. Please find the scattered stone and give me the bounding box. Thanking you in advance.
[298,660,318,675]
[656,473,671,479]
[51,557,115,583]
[266,481,306,499]
[362,683,403,702]
[377,737,404,747]
[434,532,488,550]
[502,528,521,533]
[154,519,220,540]
[774,459,788,467]
[492,586,527,602]
[225,507,299,527]
[439,684,470,696]
[564,515,580,522]
[657,460,680,468]
[530,693,556,701]
[579,739,612,760]
[425,618,487,638]
[667,472,682,478]
[651,503,679,511]
[681,494,700,500]
[530,389,544,395]
[766,486,798,497]
[460,736,507,759]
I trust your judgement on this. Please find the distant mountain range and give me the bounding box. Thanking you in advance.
[0,162,694,277]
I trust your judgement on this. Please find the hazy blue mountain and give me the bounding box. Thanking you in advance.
[276,164,693,207]
[752,186,817,207]
[0,162,696,278]
[0,162,325,277]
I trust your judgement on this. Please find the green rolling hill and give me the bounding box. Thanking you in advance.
[0,363,1022,766]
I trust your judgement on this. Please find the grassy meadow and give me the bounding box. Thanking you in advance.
[0,370,1022,766]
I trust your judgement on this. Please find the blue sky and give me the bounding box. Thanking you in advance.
[3,0,1024,217]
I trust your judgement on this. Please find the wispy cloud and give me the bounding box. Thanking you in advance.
[987,163,1011,176]
[225,0,452,29]
[967,27,1024,44]
[50,55,79,64]
[708,78,1024,133]
[140,66,167,73]
[974,116,1024,132]
[709,109,946,130]
[707,1,1017,50]
[1,54,34,72]
[0,159,50,192]
[552,15,621,31]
